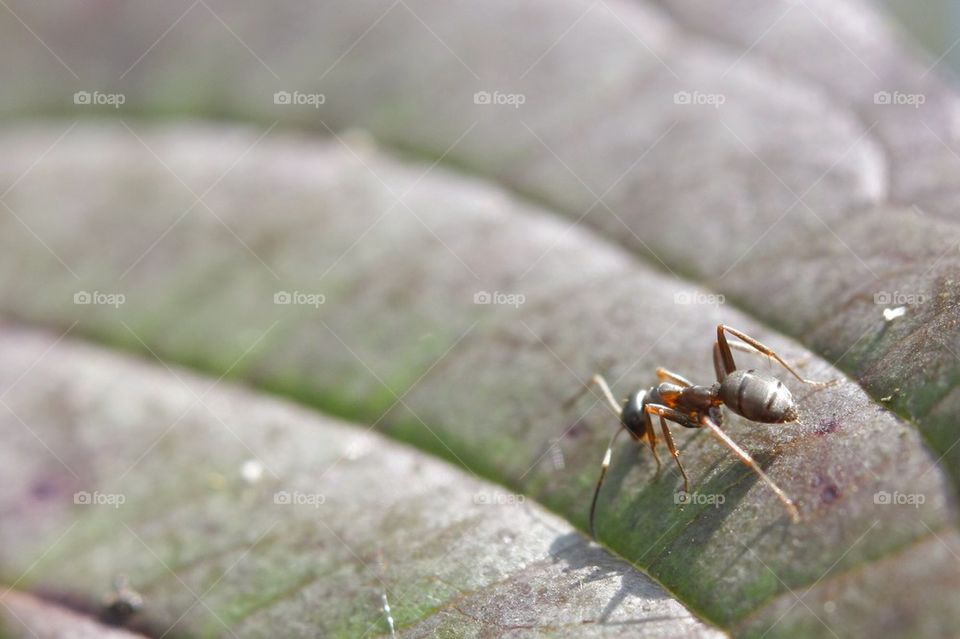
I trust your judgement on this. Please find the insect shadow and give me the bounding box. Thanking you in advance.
[548,533,691,627]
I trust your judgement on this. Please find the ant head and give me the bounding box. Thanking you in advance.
[621,389,647,437]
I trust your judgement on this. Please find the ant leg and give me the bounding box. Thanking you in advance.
[659,417,689,494]
[564,373,623,416]
[716,325,738,376]
[717,325,834,386]
[588,424,627,539]
[656,367,693,387]
[729,340,808,369]
[645,404,690,492]
[644,409,663,470]
[700,413,801,523]
[715,341,783,382]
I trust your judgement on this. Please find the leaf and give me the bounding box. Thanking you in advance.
[0,0,959,636]
[1,590,148,639]
[1,0,956,477]
[0,327,718,638]
[0,121,957,637]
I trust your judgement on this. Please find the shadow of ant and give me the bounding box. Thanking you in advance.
[547,533,691,626]
[590,426,795,577]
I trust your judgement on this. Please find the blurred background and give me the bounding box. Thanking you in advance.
[881,0,960,73]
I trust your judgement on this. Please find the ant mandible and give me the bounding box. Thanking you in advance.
[570,324,832,538]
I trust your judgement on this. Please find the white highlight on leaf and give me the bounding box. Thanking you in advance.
[241,459,264,483]
[883,306,906,321]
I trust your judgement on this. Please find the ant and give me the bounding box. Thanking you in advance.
[568,324,833,538]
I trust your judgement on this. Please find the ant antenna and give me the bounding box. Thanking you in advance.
[589,424,627,539]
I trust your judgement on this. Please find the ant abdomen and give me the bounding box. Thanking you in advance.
[719,369,797,424]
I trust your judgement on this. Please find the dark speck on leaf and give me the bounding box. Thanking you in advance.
[565,421,586,439]
[31,478,60,500]
[821,483,841,504]
[814,417,840,436]
[810,474,841,504]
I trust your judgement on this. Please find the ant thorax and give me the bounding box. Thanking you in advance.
[678,383,719,411]
[655,382,716,413]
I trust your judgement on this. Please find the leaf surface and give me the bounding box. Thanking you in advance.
[0,123,956,637]
[0,0,959,636]
[0,326,719,638]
